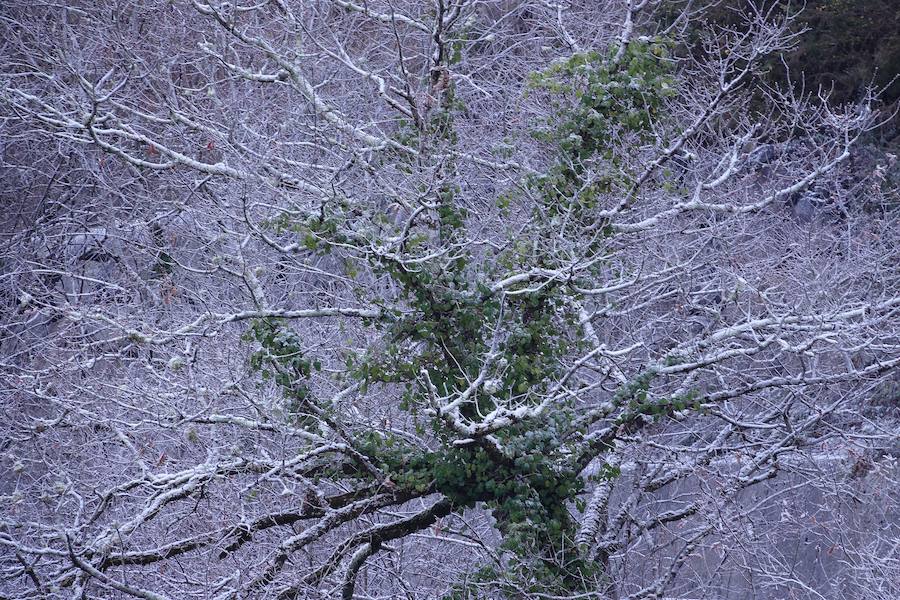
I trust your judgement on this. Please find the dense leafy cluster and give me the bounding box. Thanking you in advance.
[244,318,320,419]
[527,40,675,224]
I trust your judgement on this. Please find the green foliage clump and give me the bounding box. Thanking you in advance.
[361,417,599,598]
[243,318,323,424]
[527,40,676,223]
[529,40,675,151]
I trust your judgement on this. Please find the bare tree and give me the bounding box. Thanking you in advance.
[1,1,898,599]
